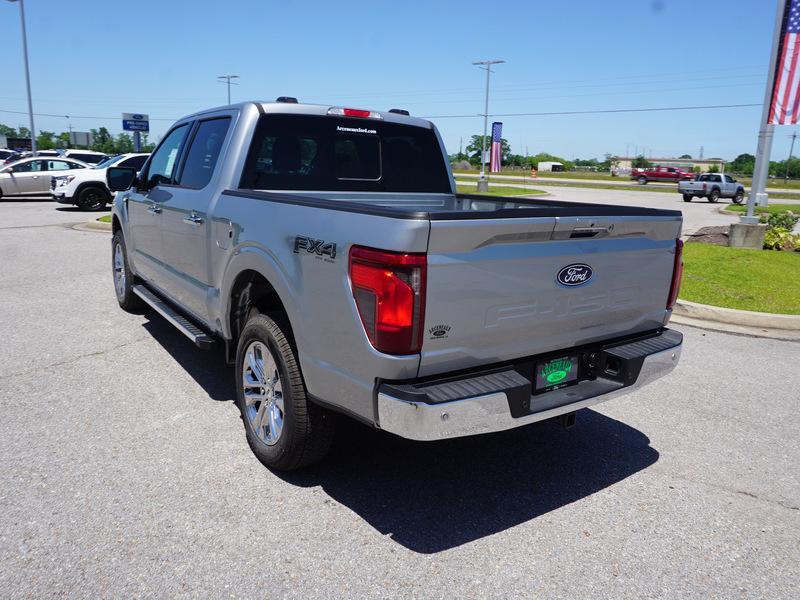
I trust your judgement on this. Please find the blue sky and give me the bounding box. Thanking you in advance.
[0,0,789,161]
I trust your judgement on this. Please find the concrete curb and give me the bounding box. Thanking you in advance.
[674,298,800,331]
[73,219,111,233]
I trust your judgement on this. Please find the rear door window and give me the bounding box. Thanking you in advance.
[240,114,450,193]
[178,118,231,189]
[47,160,72,171]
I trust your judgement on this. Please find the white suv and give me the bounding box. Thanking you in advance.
[52,153,149,211]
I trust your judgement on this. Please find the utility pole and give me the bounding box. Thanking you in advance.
[472,59,505,191]
[7,0,36,153]
[217,74,240,104]
[785,131,797,183]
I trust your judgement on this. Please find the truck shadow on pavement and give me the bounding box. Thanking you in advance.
[283,410,658,554]
[141,315,659,554]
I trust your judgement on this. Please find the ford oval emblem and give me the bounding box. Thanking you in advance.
[557,264,593,286]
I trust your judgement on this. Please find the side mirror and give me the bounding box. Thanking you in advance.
[107,167,137,192]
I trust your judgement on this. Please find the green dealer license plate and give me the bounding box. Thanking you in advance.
[534,355,579,394]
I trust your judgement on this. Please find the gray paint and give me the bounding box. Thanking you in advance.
[113,101,683,426]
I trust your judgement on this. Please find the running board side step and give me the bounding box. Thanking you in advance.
[132,284,216,349]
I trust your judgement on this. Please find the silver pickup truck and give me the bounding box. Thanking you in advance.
[678,173,745,204]
[107,99,684,471]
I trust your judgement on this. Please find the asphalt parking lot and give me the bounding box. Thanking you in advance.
[1,197,798,598]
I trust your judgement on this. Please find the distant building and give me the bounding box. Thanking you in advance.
[615,156,725,173]
[537,161,564,172]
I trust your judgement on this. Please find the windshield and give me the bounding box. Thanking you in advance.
[240,114,451,193]
[93,155,123,169]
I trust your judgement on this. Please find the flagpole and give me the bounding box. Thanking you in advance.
[743,0,789,224]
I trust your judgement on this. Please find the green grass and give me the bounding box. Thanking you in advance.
[723,203,800,215]
[97,215,112,223]
[456,185,546,197]
[680,243,800,314]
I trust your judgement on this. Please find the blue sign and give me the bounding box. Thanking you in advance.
[122,112,149,132]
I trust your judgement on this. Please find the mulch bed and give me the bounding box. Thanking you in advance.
[686,226,729,246]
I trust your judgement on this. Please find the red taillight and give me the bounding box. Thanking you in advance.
[343,108,371,118]
[667,239,684,310]
[349,246,427,354]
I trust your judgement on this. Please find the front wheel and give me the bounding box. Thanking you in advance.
[682,194,693,202]
[733,190,744,204]
[707,189,720,203]
[235,313,336,471]
[77,186,109,211]
[112,231,144,312]
[637,176,647,185]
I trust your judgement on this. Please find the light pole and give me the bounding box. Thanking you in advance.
[472,59,504,191]
[217,75,240,104]
[7,0,36,153]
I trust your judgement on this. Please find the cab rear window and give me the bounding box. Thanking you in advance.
[240,114,450,193]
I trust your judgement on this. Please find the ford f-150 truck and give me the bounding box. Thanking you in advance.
[107,99,684,471]
[631,165,695,184]
[677,173,745,203]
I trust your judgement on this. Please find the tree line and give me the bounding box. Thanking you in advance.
[0,123,156,154]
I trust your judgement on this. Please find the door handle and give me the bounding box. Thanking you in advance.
[147,204,162,214]
[183,213,204,225]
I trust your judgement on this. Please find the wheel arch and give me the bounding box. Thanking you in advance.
[75,181,111,200]
[224,266,297,363]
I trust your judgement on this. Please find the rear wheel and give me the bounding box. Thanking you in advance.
[707,189,720,203]
[733,190,744,204]
[637,176,647,185]
[77,186,109,211]
[682,194,693,202]
[235,313,336,471]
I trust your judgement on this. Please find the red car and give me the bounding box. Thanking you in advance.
[631,165,695,184]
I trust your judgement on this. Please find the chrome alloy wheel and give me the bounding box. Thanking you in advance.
[242,341,284,446]
[113,242,126,300]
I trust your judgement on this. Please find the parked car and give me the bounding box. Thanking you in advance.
[52,153,149,211]
[0,149,21,165]
[0,157,89,198]
[35,150,60,157]
[631,165,695,184]
[107,99,684,471]
[678,173,745,203]
[62,149,109,165]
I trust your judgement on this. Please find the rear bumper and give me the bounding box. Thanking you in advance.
[377,328,682,441]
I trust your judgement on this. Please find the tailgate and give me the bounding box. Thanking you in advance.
[419,213,682,376]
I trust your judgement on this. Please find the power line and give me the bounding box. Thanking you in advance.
[423,103,762,119]
[0,108,176,121]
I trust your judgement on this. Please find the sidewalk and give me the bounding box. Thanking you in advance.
[455,172,800,199]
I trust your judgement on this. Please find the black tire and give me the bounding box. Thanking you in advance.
[77,185,109,211]
[733,190,744,204]
[235,313,336,471]
[111,231,144,312]
[707,189,720,203]
[637,176,647,185]
[682,194,693,202]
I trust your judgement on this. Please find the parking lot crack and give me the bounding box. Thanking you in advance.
[0,336,150,382]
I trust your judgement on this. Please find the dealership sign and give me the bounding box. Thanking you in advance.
[122,113,149,132]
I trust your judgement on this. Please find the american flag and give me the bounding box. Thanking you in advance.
[489,122,503,173]
[769,0,800,124]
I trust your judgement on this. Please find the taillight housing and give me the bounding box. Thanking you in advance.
[666,239,684,310]
[349,246,427,355]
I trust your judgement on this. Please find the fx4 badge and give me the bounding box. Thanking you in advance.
[294,236,337,261]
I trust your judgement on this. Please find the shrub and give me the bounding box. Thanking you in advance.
[763,227,799,251]
[765,210,799,230]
